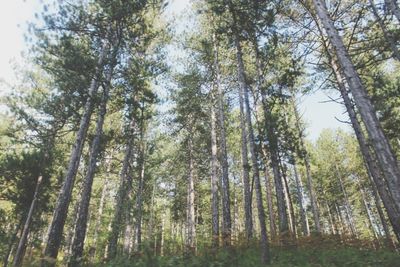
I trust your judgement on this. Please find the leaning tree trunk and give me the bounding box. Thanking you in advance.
[12,176,42,267]
[42,39,110,267]
[69,68,112,266]
[213,35,231,246]
[313,0,400,215]
[291,97,321,234]
[321,33,400,242]
[232,22,253,241]
[313,8,400,242]
[210,93,220,248]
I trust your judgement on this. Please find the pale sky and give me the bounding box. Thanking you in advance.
[0,0,350,140]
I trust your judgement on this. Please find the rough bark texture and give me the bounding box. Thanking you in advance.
[13,176,42,267]
[41,40,110,267]
[313,0,400,216]
[69,69,112,266]
[210,98,220,247]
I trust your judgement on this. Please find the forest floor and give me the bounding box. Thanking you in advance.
[89,237,400,267]
[23,237,400,267]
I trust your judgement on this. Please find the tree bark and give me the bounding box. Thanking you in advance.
[313,0,400,217]
[313,9,400,243]
[264,168,277,239]
[107,118,136,259]
[212,35,231,246]
[42,39,110,267]
[90,156,111,262]
[293,163,309,236]
[210,94,220,247]
[186,136,196,252]
[134,125,146,252]
[231,20,253,241]
[69,68,112,266]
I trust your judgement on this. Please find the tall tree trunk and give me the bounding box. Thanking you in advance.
[264,168,277,239]
[69,68,112,266]
[291,97,321,233]
[13,176,43,267]
[90,156,111,262]
[281,163,296,238]
[107,119,136,259]
[134,133,146,251]
[336,168,357,238]
[369,0,400,60]
[293,163,309,236]
[321,33,400,242]
[212,35,231,246]
[186,136,196,252]
[231,20,253,241]
[313,0,400,216]
[210,95,220,247]
[42,40,110,267]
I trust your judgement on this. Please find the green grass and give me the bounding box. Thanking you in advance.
[93,245,400,267]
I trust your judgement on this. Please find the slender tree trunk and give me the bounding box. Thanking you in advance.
[313,0,400,216]
[369,0,400,60]
[264,168,277,239]
[281,163,296,238]
[210,95,220,247]
[186,136,196,252]
[90,155,112,262]
[293,163,309,236]
[232,22,253,241]
[212,35,231,246]
[69,68,112,266]
[336,168,357,238]
[291,97,321,233]
[107,119,136,259]
[42,40,110,267]
[134,137,146,251]
[12,176,43,267]
[358,181,380,245]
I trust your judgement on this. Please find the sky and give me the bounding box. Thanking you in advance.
[0,0,351,141]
